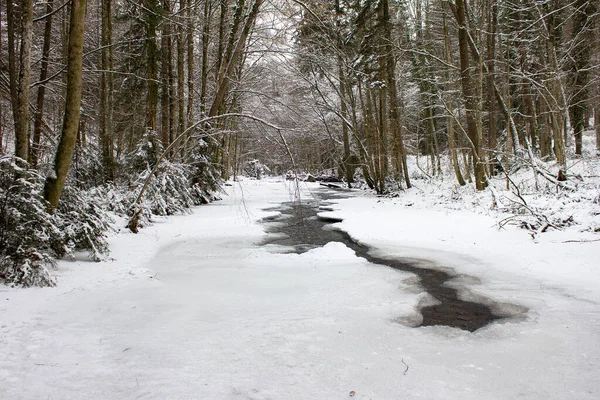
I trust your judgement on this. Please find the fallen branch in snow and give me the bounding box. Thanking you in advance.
[535,165,576,191]
[561,238,600,244]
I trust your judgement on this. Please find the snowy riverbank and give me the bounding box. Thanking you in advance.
[1,178,599,399]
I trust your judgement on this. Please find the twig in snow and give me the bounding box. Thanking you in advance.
[401,358,409,375]
[235,178,252,222]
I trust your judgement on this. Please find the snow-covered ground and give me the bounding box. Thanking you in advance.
[1,177,599,399]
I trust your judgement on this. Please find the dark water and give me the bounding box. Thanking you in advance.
[260,188,524,332]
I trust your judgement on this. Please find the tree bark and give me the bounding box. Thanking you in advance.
[145,0,160,131]
[200,0,211,114]
[537,1,566,167]
[486,0,497,160]
[208,0,264,118]
[596,81,600,152]
[443,12,466,186]
[99,0,115,180]
[161,0,172,151]
[450,0,487,189]
[32,0,54,168]
[570,0,595,156]
[381,0,410,188]
[186,0,195,127]
[44,0,87,211]
[177,3,185,144]
[7,0,34,162]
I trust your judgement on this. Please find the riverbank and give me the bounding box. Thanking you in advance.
[1,178,599,399]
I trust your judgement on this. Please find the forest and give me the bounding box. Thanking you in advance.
[0,0,598,287]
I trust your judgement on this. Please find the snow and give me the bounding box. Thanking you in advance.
[1,177,600,399]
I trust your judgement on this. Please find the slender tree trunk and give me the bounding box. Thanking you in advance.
[443,12,466,186]
[186,0,195,127]
[7,0,34,162]
[177,3,185,144]
[211,0,247,120]
[538,2,566,167]
[486,0,497,161]
[570,0,595,156]
[6,0,18,108]
[0,5,3,155]
[145,0,160,131]
[208,0,264,117]
[381,0,410,188]
[539,100,552,157]
[161,0,172,150]
[44,0,87,211]
[200,0,211,114]
[334,1,352,186]
[32,0,54,168]
[365,84,382,193]
[99,0,114,180]
[0,108,3,155]
[450,0,487,189]
[357,81,376,190]
[215,0,228,82]
[596,82,600,152]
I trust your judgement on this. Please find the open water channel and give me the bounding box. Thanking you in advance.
[260,187,524,332]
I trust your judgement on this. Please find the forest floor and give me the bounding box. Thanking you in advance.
[1,172,600,399]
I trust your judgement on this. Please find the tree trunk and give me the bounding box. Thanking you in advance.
[7,0,34,162]
[538,1,566,167]
[570,0,595,156]
[0,6,3,154]
[596,81,600,152]
[381,0,410,188]
[99,0,115,181]
[32,0,54,168]
[186,0,195,127]
[177,4,186,153]
[443,12,466,186]
[215,0,228,82]
[200,0,211,114]
[145,0,160,131]
[450,0,487,189]
[486,0,497,161]
[208,0,264,117]
[44,0,87,211]
[161,0,172,151]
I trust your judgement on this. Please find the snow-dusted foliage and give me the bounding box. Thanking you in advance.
[119,131,222,229]
[55,186,112,262]
[0,157,59,287]
[71,144,106,188]
[396,144,600,238]
[0,157,112,287]
[187,140,222,202]
[243,159,270,179]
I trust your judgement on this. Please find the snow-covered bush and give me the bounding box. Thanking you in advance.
[0,157,60,286]
[0,157,112,287]
[71,144,106,188]
[134,162,201,216]
[55,186,112,262]
[121,131,222,230]
[243,159,270,179]
[188,142,222,203]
